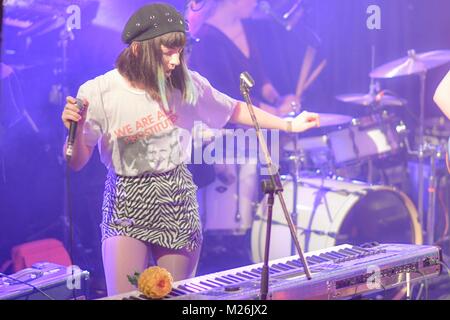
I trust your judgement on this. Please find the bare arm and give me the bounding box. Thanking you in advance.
[61,96,94,171]
[230,101,319,133]
[434,71,450,120]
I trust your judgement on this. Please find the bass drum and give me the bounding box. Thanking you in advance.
[251,176,423,263]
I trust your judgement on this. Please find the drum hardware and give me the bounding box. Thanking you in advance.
[397,121,445,245]
[370,49,450,244]
[425,144,441,246]
[336,81,409,184]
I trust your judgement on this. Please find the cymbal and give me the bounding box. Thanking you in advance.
[336,92,407,107]
[316,113,352,127]
[370,50,450,78]
[285,112,351,128]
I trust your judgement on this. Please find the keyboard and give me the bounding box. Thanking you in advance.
[102,242,442,300]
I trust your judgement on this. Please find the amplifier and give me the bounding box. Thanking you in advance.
[0,262,90,300]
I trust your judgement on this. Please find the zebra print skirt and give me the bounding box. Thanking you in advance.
[100,164,202,252]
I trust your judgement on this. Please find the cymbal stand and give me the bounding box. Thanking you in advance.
[399,70,438,245]
[425,142,445,245]
[417,71,427,232]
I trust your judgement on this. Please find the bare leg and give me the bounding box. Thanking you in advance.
[151,244,202,281]
[102,236,150,296]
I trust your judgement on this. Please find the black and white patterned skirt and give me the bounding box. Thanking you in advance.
[100,164,202,252]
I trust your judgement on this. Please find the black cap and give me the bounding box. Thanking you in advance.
[122,3,186,45]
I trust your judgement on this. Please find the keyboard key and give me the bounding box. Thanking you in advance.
[287,259,303,267]
[236,272,254,280]
[205,279,224,287]
[178,285,197,293]
[188,283,208,291]
[243,270,260,278]
[221,275,240,283]
[270,264,287,272]
[227,274,245,282]
[171,288,189,295]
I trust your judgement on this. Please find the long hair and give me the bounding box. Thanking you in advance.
[116,32,197,111]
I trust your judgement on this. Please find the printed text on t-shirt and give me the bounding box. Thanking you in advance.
[114,111,178,144]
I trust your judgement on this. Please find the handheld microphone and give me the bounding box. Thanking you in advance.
[65,98,85,160]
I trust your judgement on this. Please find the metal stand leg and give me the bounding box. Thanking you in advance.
[406,272,412,300]
[427,153,437,245]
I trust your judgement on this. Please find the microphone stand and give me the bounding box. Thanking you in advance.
[56,25,77,263]
[239,72,312,301]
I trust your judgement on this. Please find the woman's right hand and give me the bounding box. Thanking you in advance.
[61,96,89,130]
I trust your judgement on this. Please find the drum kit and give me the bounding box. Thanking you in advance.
[200,49,450,263]
[259,49,450,261]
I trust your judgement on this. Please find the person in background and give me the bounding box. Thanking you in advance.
[186,0,300,115]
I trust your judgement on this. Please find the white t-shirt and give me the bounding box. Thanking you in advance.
[77,69,238,176]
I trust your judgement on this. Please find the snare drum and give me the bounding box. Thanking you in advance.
[251,175,422,263]
[281,134,332,173]
[328,112,404,167]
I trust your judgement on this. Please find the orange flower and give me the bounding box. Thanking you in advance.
[138,266,174,299]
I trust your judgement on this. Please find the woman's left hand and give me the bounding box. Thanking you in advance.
[289,111,320,133]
